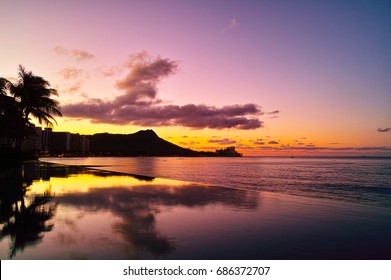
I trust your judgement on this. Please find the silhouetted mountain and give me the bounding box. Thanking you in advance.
[88,129,202,156]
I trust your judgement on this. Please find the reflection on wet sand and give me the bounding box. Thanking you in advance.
[1,162,391,259]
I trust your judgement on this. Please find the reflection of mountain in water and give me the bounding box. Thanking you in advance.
[58,184,259,258]
[0,162,260,259]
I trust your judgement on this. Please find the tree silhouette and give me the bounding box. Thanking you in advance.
[0,66,62,152]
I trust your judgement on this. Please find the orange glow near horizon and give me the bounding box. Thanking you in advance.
[43,117,391,157]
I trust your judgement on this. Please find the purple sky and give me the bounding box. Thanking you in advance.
[2,0,390,155]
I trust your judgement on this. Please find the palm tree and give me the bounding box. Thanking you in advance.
[0,77,8,95]
[10,65,62,126]
[0,78,21,148]
[8,65,62,150]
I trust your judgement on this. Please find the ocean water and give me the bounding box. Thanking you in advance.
[2,161,391,259]
[41,157,391,208]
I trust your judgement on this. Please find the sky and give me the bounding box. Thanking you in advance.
[1,0,390,156]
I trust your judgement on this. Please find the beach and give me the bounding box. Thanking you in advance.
[1,160,390,260]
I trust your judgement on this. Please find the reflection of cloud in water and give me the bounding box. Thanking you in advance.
[58,217,78,231]
[57,183,260,258]
[55,232,78,246]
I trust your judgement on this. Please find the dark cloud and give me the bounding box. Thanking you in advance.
[114,52,179,105]
[258,145,391,152]
[63,102,263,129]
[268,140,279,145]
[62,52,263,130]
[258,146,275,150]
[251,139,265,145]
[378,128,391,133]
[267,110,280,115]
[53,46,95,61]
[208,138,237,145]
[266,110,280,119]
[355,146,391,151]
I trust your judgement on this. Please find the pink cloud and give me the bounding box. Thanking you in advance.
[62,52,264,130]
[208,138,237,145]
[53,46,95,61]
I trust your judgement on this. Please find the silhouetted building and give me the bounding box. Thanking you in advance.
[1,125,90,154]
[42,127,52,152]
[51,132,71,153]
[21,126,42,151]
[215,146,242,157]
[70,133,89,152]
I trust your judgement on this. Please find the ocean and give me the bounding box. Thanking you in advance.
[41,156,391,208]
[2,158,391,259]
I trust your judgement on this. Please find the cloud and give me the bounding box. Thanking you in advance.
[258,144,391,152]
[355,146,391,151]
[53,46,95,61]
[57,67,83,80]
[97,65,126,77]
[63,102,263,129]
[267,110,280,119]
[221,18,238,33]
[268,140,279,145]
[251,138,265,145]
[208,138,237,145]
[229,18,238,29]
[267,110,280,115]
[114,52,179,105]
[378,128,391,133]
[62,52,264,130]
[56,67,86,94]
